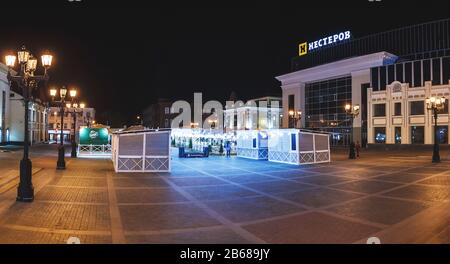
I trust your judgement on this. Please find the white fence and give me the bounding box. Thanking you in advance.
[78,144,112,158]
[112,129,171,173]
[236,130,269,160]
[268,129,331,165]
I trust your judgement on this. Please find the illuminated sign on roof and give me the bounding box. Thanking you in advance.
[299,31,351,56]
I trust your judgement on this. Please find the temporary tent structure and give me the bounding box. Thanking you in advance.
[236,130,268,160]
[268,129,330,165]
[112,129,171,172]
[78,125,112,157]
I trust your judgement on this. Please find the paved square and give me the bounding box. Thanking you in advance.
[0,145,449,244]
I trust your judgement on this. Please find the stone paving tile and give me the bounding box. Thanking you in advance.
[264,170,316,179]
[125,228,251,244]
[3,202,111,231]
[182,184,260,201]
[116,172,160,178]
[382,184,450,202]
[338,169,387,178]
[220,174,277,184]
[119,204,221,231]
[0,227,112,244]
[36,186,108,203]
[243,180,315,194]
[116,188,189,204]
[159,171,209,177]
[332,180,402,194]
[294,175,355,186]
[205,196,303,223]
[243,212,380,243]
[2,145,450,244]
[113,177,170,188]
[168,177,229,187]
[417,175,450,186]
[303,166,350,174]
[277,188,363,208]
[429,226,450,243]
[60,169,107,178]
[403,167,441,175]
[48,177,107,188]
[369,166,411,172]
[203,169,250,176]
[372,173,429,183]
[327,196,430,225]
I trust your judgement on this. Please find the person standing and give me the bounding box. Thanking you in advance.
[225,141,231,157]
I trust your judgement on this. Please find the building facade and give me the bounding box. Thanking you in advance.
[48,106,95,143]
[142,99,176,129]
[9,91,48,144]
[277,19,450,146]
[224,96,283,132]
[1,63,48,145]
[0,64,10,143]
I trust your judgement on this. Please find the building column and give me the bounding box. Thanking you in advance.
[281,83,303,128]
[351,70,370,144]
[424,82,433,144]
[401,83,409,144]
[385,84,393,144]
[367,88,373,144]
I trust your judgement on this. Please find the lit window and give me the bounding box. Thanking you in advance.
[291,134,297,151]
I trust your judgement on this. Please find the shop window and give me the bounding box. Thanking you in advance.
[373,104,386,117]
[291,134,296,151]
[395,127,401,144]
[371,67,379,90]
[436,126,448,144]
[374,127,386,143]
[440,101,449,114]
[410,101,424,115]
[411,126,425,144]
[394,102,402,116]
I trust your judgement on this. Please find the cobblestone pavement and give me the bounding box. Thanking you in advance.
[0,144,449,244]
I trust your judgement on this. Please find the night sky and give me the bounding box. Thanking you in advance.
[0,1,447,126]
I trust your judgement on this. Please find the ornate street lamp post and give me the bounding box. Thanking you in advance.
[50,86,76,169]
[4,46,53,202]
[66,102,85,158]
[345,103,360,159]
[289,110,302,128]
[426,96,446,163]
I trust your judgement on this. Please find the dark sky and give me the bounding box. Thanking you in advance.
[0,0,447,126]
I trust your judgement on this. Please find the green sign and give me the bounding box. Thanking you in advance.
[79,128,109,145]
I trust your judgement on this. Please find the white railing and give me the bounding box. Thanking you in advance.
[78,144,112,157]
